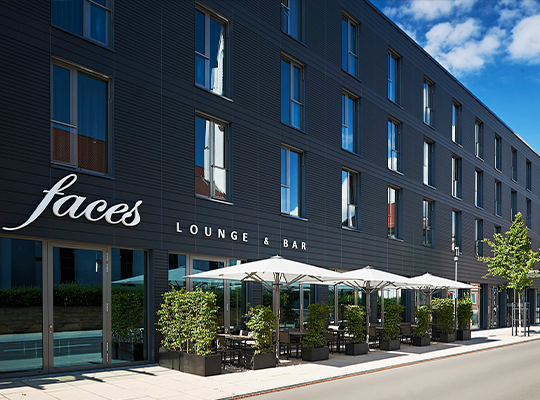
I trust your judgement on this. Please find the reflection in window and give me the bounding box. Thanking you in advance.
[452,210,461,252]
[388,50,401,103]
[281,59,304,130]
[495,181,502,217]
[281,0,301,40]
[195,116,229,201]
[342,92,359,153]
[452,100,461,144]
[281,147,302,217]
[475,119,483,159]
[195,8,226,95]
[388,186,401,239]
[192,260,225,331]
[342,169,359,229]
[495,135,502,171]
[342,16,358,76]
[388,119,401,172]
[423,199,434,246]
[168,254,186,289]
[423,78,434,126]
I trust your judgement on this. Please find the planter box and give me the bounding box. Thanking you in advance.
[380,339,400,351]
[302,346,329,361]
[159,348,221,377]
[114,343,143,362]
[412,336,430,346]
[456,329,471,341]
[440,333,456,343]
[344,342,369,356]
[245,353,277,370]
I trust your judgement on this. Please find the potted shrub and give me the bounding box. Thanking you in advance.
[302,303,331,361]
[432,298,455,342]
[457,296,473,340]
[244,304,278,370]
[157,288,221,376]
[111,286,145,361]
[412,304,431,346]
[380,304,405,351]
[344,305,368,355]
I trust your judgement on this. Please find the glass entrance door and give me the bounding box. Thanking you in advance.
[489,285,499,328]
[48,245,105,369]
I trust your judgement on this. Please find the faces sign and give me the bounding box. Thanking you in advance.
[2,174,143,231]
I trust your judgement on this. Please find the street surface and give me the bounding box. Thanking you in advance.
[254,339,540,399]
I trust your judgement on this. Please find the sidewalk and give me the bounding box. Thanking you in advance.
[2,327,539,400]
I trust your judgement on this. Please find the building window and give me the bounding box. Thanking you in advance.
[495,134,502,171]
[388,49,401,104]
[51,62,108,174]
[452,210,461,252]
[342,15,359,77]
[195,115,229,201]
[475,119,483,159]
[342,169,359,229]
[281,58,304,130]
[388,118,401,172]
[511,190,517,222]
[281,0,301,40]
[281,146,303,217]
[526,159,532,191]
[342,91,359,154]
[423,77,434,126]
[452,100,462,145]
[495,180,502,217]
[388,186,402,239]
[423,199,434,247]
[495,225,501,235]
[51,0,111,46]
[423,138,435,187]
[452,155,462,199]
[475,169,483,209]
[475,219,483,257]
[512,147,518,181]
[527,199,532,228]
[195,7,226,96]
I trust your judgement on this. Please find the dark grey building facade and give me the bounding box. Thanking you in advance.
[1,0,539,376]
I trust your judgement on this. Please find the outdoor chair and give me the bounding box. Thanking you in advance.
[432,324,442,341]
[216,336,242,366]
[368,324,379,348]
[400,323,412,344]
[323,331,337,353]
[288,328,302,358]
[279,331,291,358]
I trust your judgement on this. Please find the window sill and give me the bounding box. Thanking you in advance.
[195,194,233,206]
[495,167,502,174]
[281,32,307,48]
[475,155,484,162]
[387,236,403,242]
[527,188,532,193]
[495,214,502,219]
[341,69,361,82]
[423,244,434,248]
[452,195,462,201]
[512,178,517,184]
[423,122,436,131]
[423,183,436,190]
[52,25,114,52]
[475,205,484,211]
[51,162,114,180]
[387,99,403,109]
[342,226,361,233]
[341,148,362,158]
[452,140,463,148]
[281,213,308,222]
[280,122,307,135]
[195,84,233,102]
[388,168,404,176]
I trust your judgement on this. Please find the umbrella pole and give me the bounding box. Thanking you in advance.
[365,282,370,344]
[274,273,280,360]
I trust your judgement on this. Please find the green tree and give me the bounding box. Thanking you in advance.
[479,212,539,335]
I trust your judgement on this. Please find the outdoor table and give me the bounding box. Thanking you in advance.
[287,331,305,358]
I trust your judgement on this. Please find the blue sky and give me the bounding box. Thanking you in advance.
[370,0,540,154]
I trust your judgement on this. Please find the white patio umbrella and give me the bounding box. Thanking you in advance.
[184,255,343,357]
[112,268,186,286]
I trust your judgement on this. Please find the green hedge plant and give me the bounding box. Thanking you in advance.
[414,304,432,338]
[245,305,278,355]
[344,305,366,344]
[457,296,473,330]
[111,286,144,344]
[157,288,218,356]
[432,298,455,334]
[382,304,405,340]
[303,303,331,349]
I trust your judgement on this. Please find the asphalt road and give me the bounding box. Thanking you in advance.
[254,339,540,400]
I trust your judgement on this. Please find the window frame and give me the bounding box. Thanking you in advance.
[423,199,434,247]
[526,159,532,191]
[495,134,502,171]
[475,119,484,160]
[51,0,113,47]
[281,145,304,218]
[527,198,532,228]
[423,138,435,187]
[388,118,402,173]
[451,209,461,253]
[342,90,359,154]
[475,169,483,209]
[511,189,517,222]
[342,168,360,230]
[475,219,483,257]
[195,5,228,97]
[387,185,402,240]
[512,147,518,182]
[342,13,359,77]
[281,0,302,41]
[388,49,401,104]
[50,59,111,175]
[281,56,305,130]
[452,155,462,199]
[495,180,502,217]
[194,113,231,202]
[452,100,462,145]
[423,77,434,127]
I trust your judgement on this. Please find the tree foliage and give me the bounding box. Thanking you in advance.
[479,212,539,292]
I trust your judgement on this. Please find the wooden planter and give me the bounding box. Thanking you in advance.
[159,348,221,377]
[456,329,471,340]
[439,333,456,343]
[302,346,329,361]
[245,353,277,370]
[344,342,369,356]
[412,336,430,347]
[380,339,400,351]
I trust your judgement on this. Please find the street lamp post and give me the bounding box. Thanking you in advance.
[454,247,459,332]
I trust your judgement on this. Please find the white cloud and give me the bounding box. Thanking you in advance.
[384,0,476,21]
[508,14,540,64]
[424,21,504,76]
